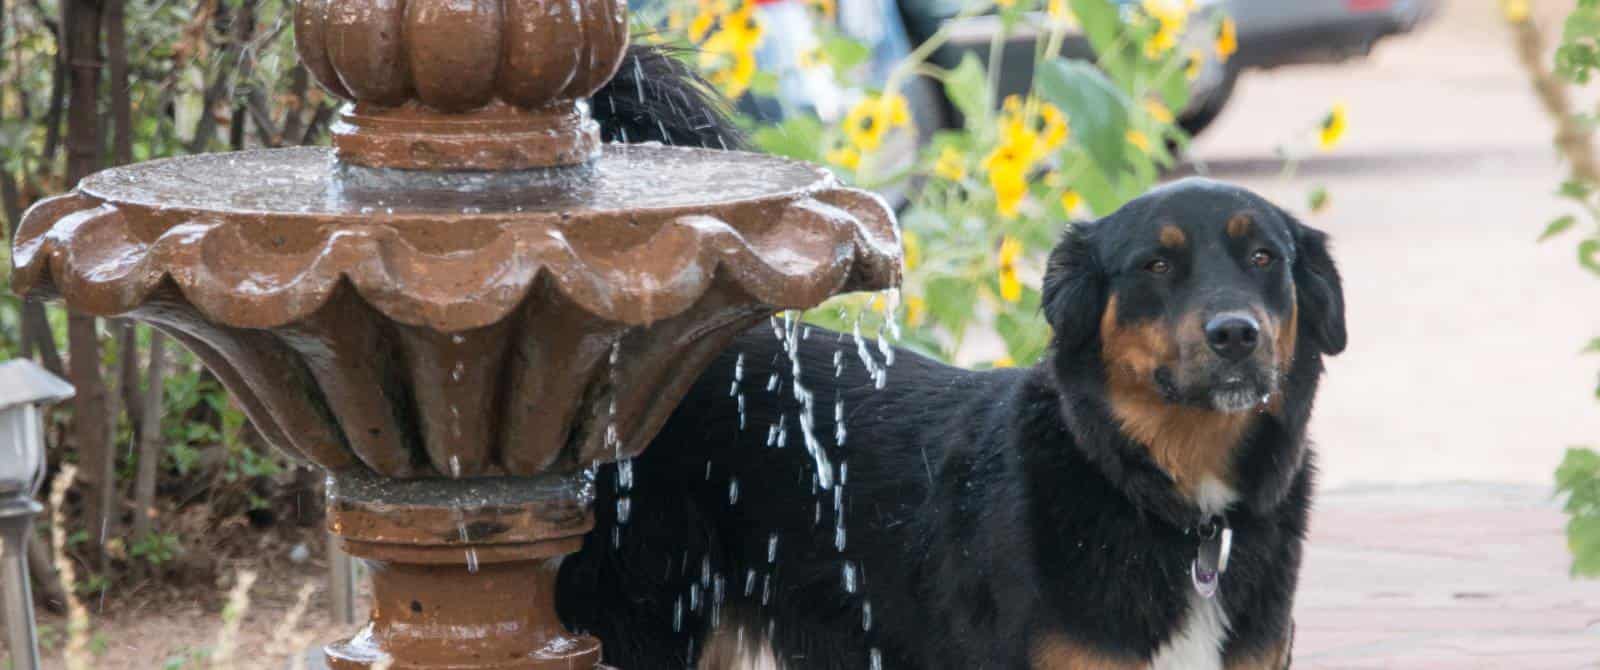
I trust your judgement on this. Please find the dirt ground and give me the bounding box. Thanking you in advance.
[6,0,1600,668]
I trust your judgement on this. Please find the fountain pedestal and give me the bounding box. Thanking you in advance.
[322,472,599,669]
[12,0,900,666]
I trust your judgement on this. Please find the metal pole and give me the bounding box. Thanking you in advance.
[0,500,43,670]
[327,530,356,626]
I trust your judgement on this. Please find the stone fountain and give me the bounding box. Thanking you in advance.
[11,0,899,666]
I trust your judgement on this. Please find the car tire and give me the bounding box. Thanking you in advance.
[1178,65,1239,138]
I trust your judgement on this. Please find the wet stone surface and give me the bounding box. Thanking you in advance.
[77,144,832,217]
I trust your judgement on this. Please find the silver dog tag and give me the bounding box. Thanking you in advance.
[1191,525,1233,599]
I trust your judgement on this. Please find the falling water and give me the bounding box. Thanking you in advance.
[767,533,779,563]
[862,601,873,631]
[728,478,740,505]
[871,648,883,670]
[842,561,858,593]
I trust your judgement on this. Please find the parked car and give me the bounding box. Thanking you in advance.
[903,0,1439,136]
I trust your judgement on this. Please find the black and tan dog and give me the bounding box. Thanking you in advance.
[566,49,1345,670]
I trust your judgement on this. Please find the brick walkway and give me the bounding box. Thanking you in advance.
[1295,484,1600,668]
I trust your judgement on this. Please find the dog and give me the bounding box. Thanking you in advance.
[567,48,1345,670]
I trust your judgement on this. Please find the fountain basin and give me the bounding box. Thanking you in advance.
[14,144,900,480]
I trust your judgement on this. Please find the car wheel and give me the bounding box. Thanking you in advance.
[1178,65,1239,138]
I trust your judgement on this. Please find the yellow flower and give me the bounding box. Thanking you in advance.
[984,144,1032,218]
[1060,189,1083,213]
[1144,100,1174,125]
[993,356,1016,369]
[1184,49,1203,81]
[905,295,927,326]
[1141,0,1190,57]
[843,94,913,153]
[933,147,966,182]
[998,235,1024,303]
[902,229,923,271]
[1501,0,1530,23]
[808,0,837,20]
[703,49,758,99]
[1047,0,1076,25]
[1037,102,1070,151]
[799,47,826,70]
[1318,102,1348,151]
[827,145,861,170]
[996,0,1016,7]
[1126,130,1151,154]
[1215,16,1238,61]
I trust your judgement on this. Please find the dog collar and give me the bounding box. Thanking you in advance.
[1189,516,1233,599]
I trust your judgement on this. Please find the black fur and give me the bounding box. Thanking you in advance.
[563,48,1342,669]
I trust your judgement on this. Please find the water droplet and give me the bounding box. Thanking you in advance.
[616,496,631,523]
[767,533,779,563]
[843,561,858,593]
[871,648,883,670]
[465,549,479,574]
[728,478,740,505]
[863,601,873,630]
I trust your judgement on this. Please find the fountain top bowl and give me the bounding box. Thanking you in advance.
[14,141,900,480]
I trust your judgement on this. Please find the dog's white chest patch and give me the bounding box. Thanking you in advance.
[1193,477,1238,517]
[1151,589,1230,670]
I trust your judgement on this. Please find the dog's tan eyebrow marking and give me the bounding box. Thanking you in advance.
[1226,213,1253,238]
[1159,225,1186,248]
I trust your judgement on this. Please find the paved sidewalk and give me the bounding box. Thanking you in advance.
[1296,484,1600,668]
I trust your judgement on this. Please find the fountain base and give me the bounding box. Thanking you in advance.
[322,470,601,669]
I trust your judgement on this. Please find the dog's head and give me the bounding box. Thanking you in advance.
[1043,178,1345,414]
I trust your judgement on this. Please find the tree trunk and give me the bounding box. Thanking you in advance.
[65,0,114,573]
[130,333,167,544]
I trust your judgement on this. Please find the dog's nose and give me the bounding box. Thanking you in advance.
[1204,314,1260,361]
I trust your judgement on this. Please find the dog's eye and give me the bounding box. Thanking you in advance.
[1250,250,1274,268]
[1144,259,1171,275]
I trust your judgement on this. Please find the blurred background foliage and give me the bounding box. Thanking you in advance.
[1514,0,1600,578]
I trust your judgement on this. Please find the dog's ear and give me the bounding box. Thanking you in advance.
[1282,208,1346,355]
[1042,222,1107,354]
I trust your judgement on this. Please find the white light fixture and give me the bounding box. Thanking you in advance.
[0,359,74,670]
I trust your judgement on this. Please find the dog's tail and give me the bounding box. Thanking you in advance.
[591,44,749,152]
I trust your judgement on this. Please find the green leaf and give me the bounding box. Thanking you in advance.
[748,71,781,98]
[925,276,979,334]
[1036,58,1132,177]
[1070,0,1122,60]
[1541,215,1578,242]
[751,116,825,163]
[1308,186,1330,213]
[1072,163,1122,216]
[822,35,871,72]
[1578,238,1600,276]
[1558,180,1593,200]
[1582,337,1600,354]
[944,54,992,131]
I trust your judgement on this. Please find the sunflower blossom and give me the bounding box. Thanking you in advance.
[1141,0,1191,57]
[844,94,912,153]
[904,295,927,326]
[1215,16,1238,61]
[902,230,923,271]
[998,235,1024,303]
[1318,102,1348,151]
[827,145,861,170]
[933,147,966,182]
[1126,130,1151,154]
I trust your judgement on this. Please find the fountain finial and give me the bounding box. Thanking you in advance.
[295,0,628,170]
